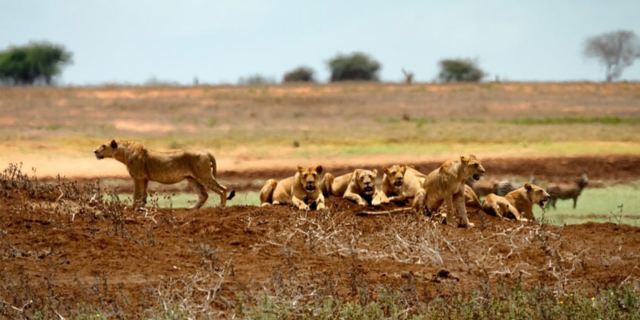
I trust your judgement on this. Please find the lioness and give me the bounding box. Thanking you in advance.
[260,166,326,211]
[382,165,426,204]
[481,194,524,221]
[412,155,485,228]
[322,169,386,206]
[503,183,550,221]
[94,140,235,209]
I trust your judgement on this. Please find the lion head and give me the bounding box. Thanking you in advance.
[460,155,485,181]
[524,183,551,208]
[94,140,119,160]
[297,166,323,193]
[384,165,407,188]
[355,169,378,196]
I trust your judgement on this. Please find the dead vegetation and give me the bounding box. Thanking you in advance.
[1,163,640,318]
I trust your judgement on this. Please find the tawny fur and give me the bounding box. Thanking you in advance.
[482,194,524,221]
[93,140,234,209]
[412,155,486,228]
[321,169,386,206]
[260,166,326,211]
[382,165,426,204]
[502,183,550,221]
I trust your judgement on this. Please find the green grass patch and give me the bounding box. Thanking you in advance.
[534,185,640,226]
[116,191,260,208]
[503,116,640,125]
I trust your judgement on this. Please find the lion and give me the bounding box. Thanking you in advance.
[321,169,386,206]
[94,140,235,209]
[260,166,326,211]
[503,183,550,221]
[481,194,524,221]
[412,155,485,228]
[382,165,425,204]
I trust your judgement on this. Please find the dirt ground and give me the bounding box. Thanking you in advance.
[1,154,640,317]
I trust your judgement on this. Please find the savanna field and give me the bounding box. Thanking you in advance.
[1,82,640,318]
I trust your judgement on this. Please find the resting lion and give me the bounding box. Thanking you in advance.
[321,169,386,206]
[260,166,326,211]
[94,140,235,209]
[481,194,524,221]
[502,183,550,221]
[412,155,486,228]
[382,165,425,204]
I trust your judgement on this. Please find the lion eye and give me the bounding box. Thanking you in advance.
[474,163,479,168]
[102,145,106,148]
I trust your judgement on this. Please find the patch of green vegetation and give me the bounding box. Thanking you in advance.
[117,191,261,208]
[45,124,62,131]
[503,116,640,125]
[534,185,640,226]
[207,117,218,127]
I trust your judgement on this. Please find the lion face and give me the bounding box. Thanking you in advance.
[384,165,406,187]
[460,155,485,181]
[356,169,378,196]
[94,140,119,160]
[297,166,323,192]
[525,183,551,208]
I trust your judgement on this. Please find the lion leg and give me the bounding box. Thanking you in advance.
[133,179,148,209]
[344,192,368,206]
[259,179,277,207]
[187,177,208,209]
[412,189,426,214]
[292,195,310,211]
[454,194,473,228]
[197,176,229,207]
[316,193,326,210]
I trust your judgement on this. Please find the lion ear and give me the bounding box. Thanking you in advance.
[372,169,378,176]
[383,166,389,174]
[297,166,303,173]
[315,165,323,174]
[524,183,532,191]
[460,155,469,163]
[110,140,118,149]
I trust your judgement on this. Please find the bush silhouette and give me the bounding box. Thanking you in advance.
[283,66,315,82]
[327,52,381,82]
[437,58,485,83]
[0,41,72,85]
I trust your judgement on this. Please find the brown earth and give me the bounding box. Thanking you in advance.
[2,154,640,317]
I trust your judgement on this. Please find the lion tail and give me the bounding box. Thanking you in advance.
[320,173,334,197]
[259,179,278,206]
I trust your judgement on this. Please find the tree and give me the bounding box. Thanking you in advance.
[583,30,640,82]
[437,58,485,83]
[0,42,72,85]
[327,52,381,82]
[237,74,275,85]
[283,66,315,82]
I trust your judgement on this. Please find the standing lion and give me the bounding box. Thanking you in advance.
[412,155,486,228]
[94,140,235,209]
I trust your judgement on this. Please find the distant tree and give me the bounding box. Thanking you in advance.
[437,58,485,83]
[327,52,381,82]
[283,66,315,82]
[583,30,640,82]
[0,42,72,85]
[238,74,276,85]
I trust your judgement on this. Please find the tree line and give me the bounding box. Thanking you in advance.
[1,29,639,86]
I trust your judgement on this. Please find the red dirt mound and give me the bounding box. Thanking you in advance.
[1,187,640,316]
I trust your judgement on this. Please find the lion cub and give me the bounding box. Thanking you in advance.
[260,166,326,211]
[321,169,386,206]
[412,155,485,228]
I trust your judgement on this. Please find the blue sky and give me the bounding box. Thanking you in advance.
[1,0,639,85]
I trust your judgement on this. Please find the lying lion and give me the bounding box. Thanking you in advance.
[94,140,235,209]
[382,165,425,204]
[503,183,550,221]
[483,183,549,221]
[481,194,524,221]
[412,155,486,228]
[321,169,386,206]
[260,166,326,211]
